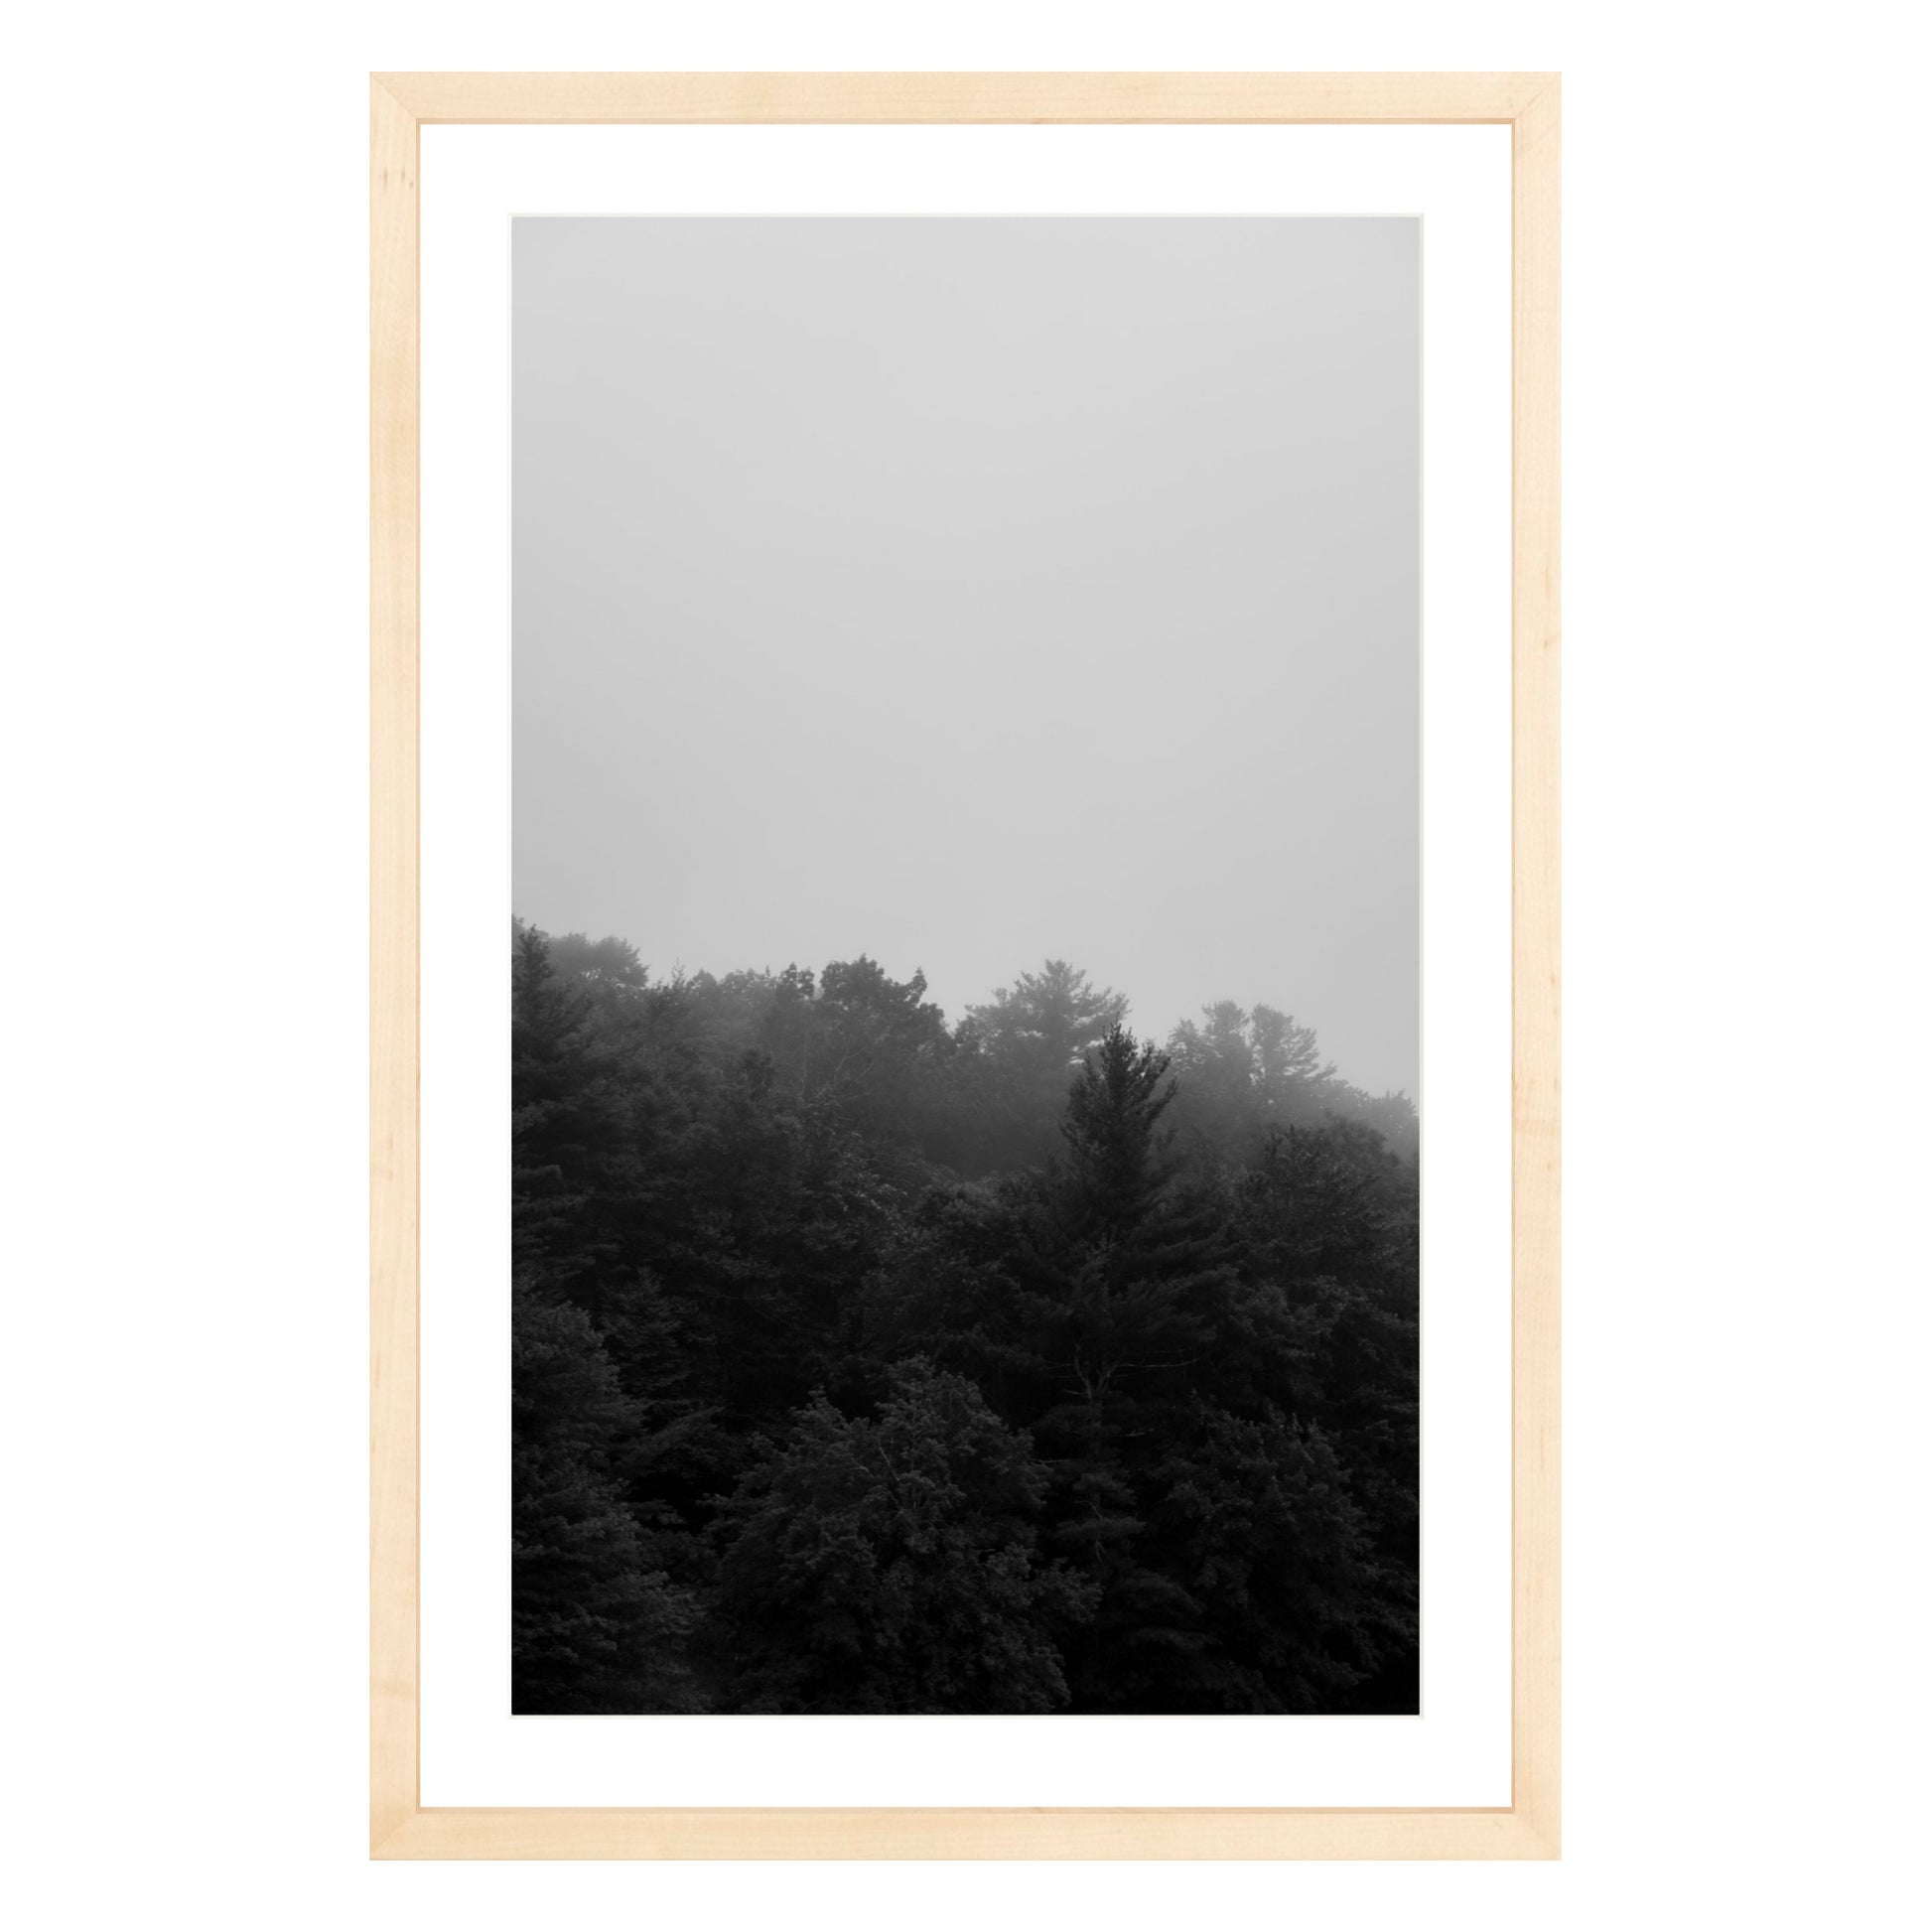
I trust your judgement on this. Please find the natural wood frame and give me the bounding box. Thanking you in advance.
[371,69,1560,1861]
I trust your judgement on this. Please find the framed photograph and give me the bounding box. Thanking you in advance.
[371,70,1560,1860]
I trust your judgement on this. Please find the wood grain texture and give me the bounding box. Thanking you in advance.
[369,74,420,1853]
[369,70,1561,1862]
[376,1805,1550,1862]
[1510,75,1562,1860]
[374,69,1558,126]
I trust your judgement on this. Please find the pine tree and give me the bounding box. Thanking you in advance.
[506,918,1419,1715]
[960,960,1129,1170]
[1058,1022,1177,1235]
[510,919,629,1313]
[511,1288,703,1713]
[708,1359,1090,1712]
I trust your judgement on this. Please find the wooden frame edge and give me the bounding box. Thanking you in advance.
[372,69,1560,126]
[1509,73,1562,1860]
[372,1805,1555,1862]
[370,70,1560,1863]
[370,72,421,1852]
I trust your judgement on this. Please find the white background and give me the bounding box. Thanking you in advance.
[419,125,1509,1807]
[5,0,1926,1925]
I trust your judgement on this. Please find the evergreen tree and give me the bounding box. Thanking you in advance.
[708,1360,1091,1713]
[511,1288,703,1713]
[961,960,1130,1171]
[507,920,1420,1716]
[510,919,631,1313]
[1166,999,1339,1164]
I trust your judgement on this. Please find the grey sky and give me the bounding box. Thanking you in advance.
[512,216,1419,1097]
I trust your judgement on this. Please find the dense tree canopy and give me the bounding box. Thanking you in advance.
[510,919,1419,1715]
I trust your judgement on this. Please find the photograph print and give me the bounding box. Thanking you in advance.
[510,215,1421,1717]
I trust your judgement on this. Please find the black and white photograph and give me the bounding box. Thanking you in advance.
[509,215,1424,1717]
[17,0,1932,1909]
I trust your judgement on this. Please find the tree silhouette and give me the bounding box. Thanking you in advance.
[510,920,1420,1714]
[709,1359,1091,1713]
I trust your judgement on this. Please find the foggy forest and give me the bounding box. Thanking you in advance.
[512,918,1420,1716]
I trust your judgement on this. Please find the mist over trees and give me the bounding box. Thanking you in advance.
[512,919,1420,1715]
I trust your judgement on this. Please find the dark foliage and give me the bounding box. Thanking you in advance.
[510,919,1419,1714]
